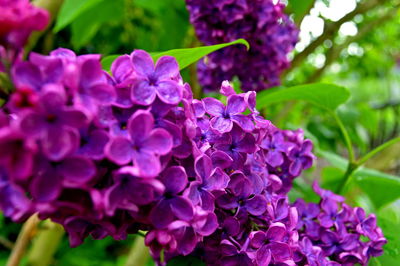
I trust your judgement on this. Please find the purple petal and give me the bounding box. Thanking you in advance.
[204,167,229,191]
[169,196,194,222]
[88,84,116,104]
[80,59,105,89]
[266,222,286,242]
[19,112,45,136]
[59,156,96,185]
[60,109,88,128]
[42,128,78,161]
[127,110,154,142]
[265,150,284,167]
[150,200,175,228]
[235,133,256,153]
[154,56,179,80]
[156,80,182,104]
[195,154,212,181]
[143,128,173,155]
[30,167,62,202]
[226,94,246,114]
[131,50,154,77]
[210,117,233,133]
[105,137,132,165]
[211,151,233,169]
[256,245,272,265]
[231,114,255,132]
[245,195,267,216]
[268,242,292,262]
[203,97,224,116]
[131,80,156,105]
[12,62,42,90]
[160,166,187,194]
[114,86,133,108]
[111,55,133,82]
[133,151,161,178]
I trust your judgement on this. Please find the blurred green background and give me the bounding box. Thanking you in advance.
[1,0,400,265]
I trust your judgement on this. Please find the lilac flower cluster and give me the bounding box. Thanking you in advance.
[293,183,386,265]
[185,0,299,92]
[0,47,385,265]
[0,0,49,71]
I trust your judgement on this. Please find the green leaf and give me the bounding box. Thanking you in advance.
[101,55,119,72]
[151,39,249,70]
[257,83,350,112]
[54,0,104,33]
[71,0,124,49]
[101,39,249,72]
[354,169,400,210]
[370,201,400,265]
[318,150,400,209]
[287,0,316,24]
[321,166,345,192]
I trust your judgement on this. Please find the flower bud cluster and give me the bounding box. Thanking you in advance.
[185,0,299,92]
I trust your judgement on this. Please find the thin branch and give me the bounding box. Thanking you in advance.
[306,4,400,83]
[284,0,386,76]
[6,214,39,266]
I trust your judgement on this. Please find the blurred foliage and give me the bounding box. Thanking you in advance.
[1,0,399,265]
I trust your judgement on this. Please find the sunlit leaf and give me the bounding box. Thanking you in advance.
[54,0,104,32]
[257,83,350,112]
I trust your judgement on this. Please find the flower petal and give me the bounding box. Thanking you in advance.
[156,80,182,104]
[154,56,179,80]
[143,128,173,155]
[105,137,132,165]
[133,151,161,178]
[226,94,246,114]
[210,117,232,133]
[131,50,154,77]
[59,156,96,185]
[169,196,194,221]
[131,80,156,106]
[203,97,224,116]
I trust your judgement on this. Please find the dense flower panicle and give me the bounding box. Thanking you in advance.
[0,0,49,70]
[0,47,385,266]
[185,0,298,92]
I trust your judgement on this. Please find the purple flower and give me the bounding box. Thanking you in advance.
[19,84,88,160]
[105,167,164,216]
[0,128,36,180]
[203,94,254,133]
[250,223,293,264]
[130,50,183,105]
[29,155,96,202]
[186,0,298,92]
[149,166,194,228]
[105,110,173,177]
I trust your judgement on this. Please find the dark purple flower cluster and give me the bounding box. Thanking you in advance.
[185,0,299,92]
[293,182,387,265]
[0,48,385,265]
[0,0,49,71]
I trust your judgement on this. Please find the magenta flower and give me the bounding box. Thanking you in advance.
[203,94,254,133]
[130,50,183,105]
[105,110,173,177]
[19,84,88,161]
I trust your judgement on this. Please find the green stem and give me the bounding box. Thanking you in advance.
[356,136,400,167]
[125,237,150,266]
[332,111,355,163]
[335,136,400,194]
[27,220,64,266]
[335,161,357,194]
